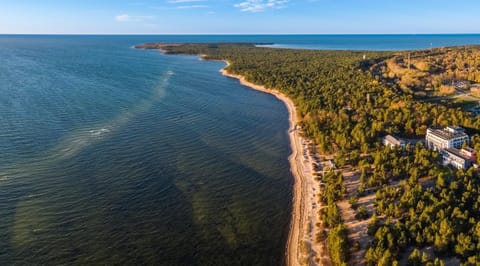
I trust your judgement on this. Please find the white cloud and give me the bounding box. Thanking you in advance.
[115,14,154,22]
[234,0,289,12]
[115,14,131,22]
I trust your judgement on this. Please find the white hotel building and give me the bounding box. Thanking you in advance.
[426,126,470,151]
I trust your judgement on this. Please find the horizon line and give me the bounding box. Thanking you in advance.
[1,33,480,36]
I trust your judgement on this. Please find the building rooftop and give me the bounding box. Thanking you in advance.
[447,125,463,130]
[427,128,468,141]
[445,125,465,134]
[444,148,471,161]
[384,134,405,146]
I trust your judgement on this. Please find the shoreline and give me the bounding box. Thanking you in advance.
[218,60,328,266]
[219,62,302,265]
[142,44,329,265]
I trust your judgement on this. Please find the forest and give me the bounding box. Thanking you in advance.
[138,43,480,265]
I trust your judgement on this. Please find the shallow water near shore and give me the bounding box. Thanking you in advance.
[0,36,293,265]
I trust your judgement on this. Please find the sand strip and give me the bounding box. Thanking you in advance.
[141,47,328,265]
[219,61,328,266]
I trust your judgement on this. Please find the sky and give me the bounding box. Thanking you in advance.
[1,0,479,34]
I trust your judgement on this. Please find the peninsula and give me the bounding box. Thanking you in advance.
[137,43,480,265]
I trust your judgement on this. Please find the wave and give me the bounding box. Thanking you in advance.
[0,69,173,181]
[89,128,111,136]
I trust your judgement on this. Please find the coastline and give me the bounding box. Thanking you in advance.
[219,60,329,266]
[141,43,330,265]
[219,62,302,265]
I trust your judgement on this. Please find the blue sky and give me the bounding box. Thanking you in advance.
[1,0,479,34]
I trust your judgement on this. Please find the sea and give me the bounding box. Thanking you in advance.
[0,34,479,265]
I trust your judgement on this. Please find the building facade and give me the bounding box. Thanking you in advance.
[441,148,473,169]
[426,126,469,151]
[383,134,406,149]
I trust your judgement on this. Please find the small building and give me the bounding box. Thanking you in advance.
[426,126,469,151]
[441,148,475,169]
[383,134,406,149]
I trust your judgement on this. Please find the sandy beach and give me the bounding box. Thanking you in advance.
[136,45,331,264]
[219,61,330,266]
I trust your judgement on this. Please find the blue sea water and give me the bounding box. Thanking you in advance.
[254,34,480,50]
[0,36,293,265]
[1,34,479,265]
